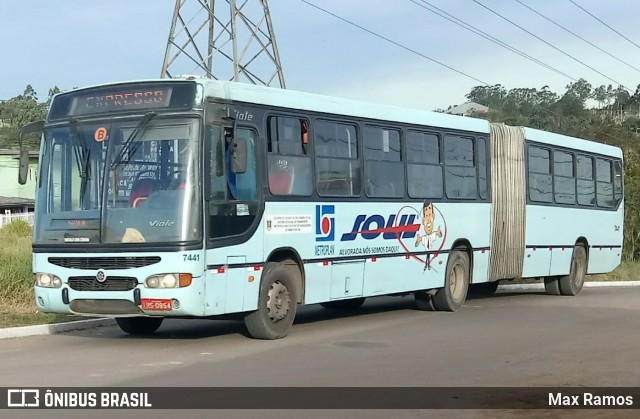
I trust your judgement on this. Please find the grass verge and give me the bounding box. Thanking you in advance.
[588,260,640,281]
[0,221,90,328]
[0,311,90,329]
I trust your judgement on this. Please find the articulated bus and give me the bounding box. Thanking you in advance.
[18,77,623,339]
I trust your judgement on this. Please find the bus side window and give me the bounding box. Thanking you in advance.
[614,160,623,203]
[267,116,312,196]
[595,158,616,208]
[314,120,360,197]
[206,125,259,239]
[444,134,477,200]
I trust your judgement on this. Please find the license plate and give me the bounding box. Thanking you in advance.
[141,298,172,311]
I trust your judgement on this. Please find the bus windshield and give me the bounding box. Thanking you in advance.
[34,116,201,245]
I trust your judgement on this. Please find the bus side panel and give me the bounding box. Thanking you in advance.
[523,205,623,278]
[392,202,492,288]
[203,228,265,316]
[301,263,332,304]
[586,206,623,274]
[472,248,490,284]
[522,205,553,277]
[363,257,409,296]
[260,201,492,304]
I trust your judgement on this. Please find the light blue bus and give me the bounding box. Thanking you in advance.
[18,77,623,339]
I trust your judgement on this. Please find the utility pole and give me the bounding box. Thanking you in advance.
[161,0,286,88]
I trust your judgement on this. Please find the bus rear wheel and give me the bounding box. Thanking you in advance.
[559,245,587,296]
[244,261,298,340]
[115,317,163,335]
[321,297,366,310]
[432,250,470,311]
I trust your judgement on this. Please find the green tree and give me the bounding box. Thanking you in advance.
[592,85,609,109]
[0,85,49,149]
[465,84,506,108]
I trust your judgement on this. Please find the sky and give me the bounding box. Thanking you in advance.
[1,0,640,111]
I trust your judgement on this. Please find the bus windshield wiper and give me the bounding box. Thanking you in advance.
[68,118,89,179]
[79,149,91,207]
[69,118,93,207]
[110,111,156,169]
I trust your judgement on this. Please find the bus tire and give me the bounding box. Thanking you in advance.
[115,317,163,335]
[468,281,499,297]
[559,245,587,296]
[244,262,298,340]
[432,251,470,312]
[544,277,561,295]
[414,292,435,311]
[321,297,366,310]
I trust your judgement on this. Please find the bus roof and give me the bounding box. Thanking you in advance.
[524,127,622,159]
[199,78,491,134]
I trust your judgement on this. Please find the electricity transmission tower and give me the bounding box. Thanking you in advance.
[161,0,286,88]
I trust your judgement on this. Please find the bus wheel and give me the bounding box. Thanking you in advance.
[414,292,435,311]
[321,297,366,310]
[244,262,298,340]
[432,251,470,311]
[559,245,587,296]
[115,317,163,335]
[544,277,561,295]
[468,281,500,298]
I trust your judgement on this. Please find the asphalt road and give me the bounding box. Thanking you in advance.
[1,286,639,418]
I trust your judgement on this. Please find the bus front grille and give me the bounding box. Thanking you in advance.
[68,276,139,292]
[69,299,142,315]
[49,256,161,270]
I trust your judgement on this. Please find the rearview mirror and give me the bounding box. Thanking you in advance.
[18,149,30,185]
[231,138,247,174]
[19,120,44,139]
[17,121,44,185]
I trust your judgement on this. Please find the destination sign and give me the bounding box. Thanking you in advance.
[72,88,173,114]
[49,82,196,120]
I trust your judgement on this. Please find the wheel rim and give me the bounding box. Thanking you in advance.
[267,280,290,322]
[450,264,465,302]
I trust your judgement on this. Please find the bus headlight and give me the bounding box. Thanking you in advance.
[35,273,62,288]
[162,274,177,288]
[144,273,192,288]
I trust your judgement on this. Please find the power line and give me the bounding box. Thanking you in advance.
[408,0,578,81]
[297,0,490,86]
[568,0,640,50]
[296,0,628,146]
[514,0,640,75]
[470,0,633,92]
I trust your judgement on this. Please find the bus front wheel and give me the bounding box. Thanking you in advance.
[244,262,298,340]
[115,317,163,335]
[559,245,587,296]
[432,250,470,311]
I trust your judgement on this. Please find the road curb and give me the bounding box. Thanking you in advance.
[0,318,115,340]
[0,281,638,340]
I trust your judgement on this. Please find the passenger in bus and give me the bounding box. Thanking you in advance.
[415,201,443,271]
[268,158,294,195]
